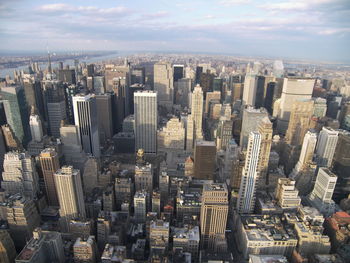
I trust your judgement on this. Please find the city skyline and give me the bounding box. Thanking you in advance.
[0,0,349,62]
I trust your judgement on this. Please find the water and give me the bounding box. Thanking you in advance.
[0,52,121,78]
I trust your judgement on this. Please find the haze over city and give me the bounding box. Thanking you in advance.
[1,0,350,62]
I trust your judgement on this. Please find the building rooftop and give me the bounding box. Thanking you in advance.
[173,226,200,242]
[249,255,288,263]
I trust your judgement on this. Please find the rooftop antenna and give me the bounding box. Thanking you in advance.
[46,43,52,73]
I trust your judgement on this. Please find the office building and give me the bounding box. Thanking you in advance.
[242,74,257,106]
[291,130,317,176]
[149,220,169,254]
[47,100,66,138]
[313,98,327,118]
[152,191,161,216]
[236,214,297,259]
[135,162,153,192]
[93,76,105,94]
[309,168,337,204]
[158,117,185,150]
[134,190,147,223]
[277,77,315,133]
[275,178,301,209]
[54,166,86,232]
[237,132,261,214]
[240,106,268,151]
[6,194,41,248]
[215,118,233,151]
[58,69,76,84]
[15,228,65,263]
[72,94,100,157]
[2,151,39,199]
[184,114,194,151]
[205,91,221,116]
[125,83,144,116]
[39,148,60,206]
[193,140,216,180]
[134,91,157,154]
[154,62,173,107]
[173,65,184,82]
[200,183,228,252]
[29,111,43,143]
[333,131,350,200]
[115,177,133,210]
[257,117,272,186]
[191,85,204,140]
[130,67,145,85]
[1,86,31,146]
[0,230,16,263]
[173,226,200,260]
[95,94,113,143]
[316,127,338,168]
[73,236,97,263]
[285,99,314,146]
[23,77,43,116]
[175,78,191,108]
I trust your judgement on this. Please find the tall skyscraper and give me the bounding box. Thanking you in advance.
[134,190,147,223]
[240,106,268,151]
[291,130,317,176]
[277,77,315,133]
[158,117,185,150]
[29,110,43,142]
[242,74,257,106]
[257,116,273,186]
[173,64,184,82]
[316,127,338,168]
[193,140,216,180]
[40,148,60,206]
[237,131,261,214]
[1,151,39,199]
[1,86,31,146]
[72,94,100,157]
[154,62,174,107]
[54,166,86,232]
[285,99,314,146]
[332,131,350,200]
[310,167,337,204]
[95,94,113,143]
[134,91,157,154]
[200,183,228,252]
[191,85,204,140]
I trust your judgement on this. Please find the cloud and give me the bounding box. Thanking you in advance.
[141,11,169,19]
[37,3,128,15]
[219,0,251,6]
[318,28,350,35]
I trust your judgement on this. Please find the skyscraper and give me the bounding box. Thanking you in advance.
[1,86,31,146]
[135,162,153,192]
[240,106,268,151]
[40,148,60,206]
[191,85,204,140]
[237,131,261,214]
[291,130,317,176]
[134,190,147,223]
[257,116,273,187]
[193,140,216,180]
[2,151,39,199]
[29,111,43,142]
[54,166,86,232]
[242,74,257,106]
[95,94,113,143]
[200,183,228,252]
[275,178,301,209]
[310,168,337,204]
[285,99,314,146]
[316,127,338,168]
[134,91,157,154]
[0,230,16,263]
[173,64,184,82]
[72,94,100,157]
[277,77,315,133]
[154,62,174,107]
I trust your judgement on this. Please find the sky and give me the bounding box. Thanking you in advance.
[0,0,349,62]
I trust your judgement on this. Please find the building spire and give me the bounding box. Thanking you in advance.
[47,45,52,73]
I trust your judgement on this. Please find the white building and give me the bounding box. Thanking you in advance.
[134,190,147,223]
[191,85,204,140]
[316,127,339,168]
[134,91,157,154]
[29,113,43,142]
[310,167,337,204]
[237,132,261,214]
[154,62,173,107]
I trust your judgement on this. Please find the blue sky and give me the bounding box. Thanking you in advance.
[0,0,349,62]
